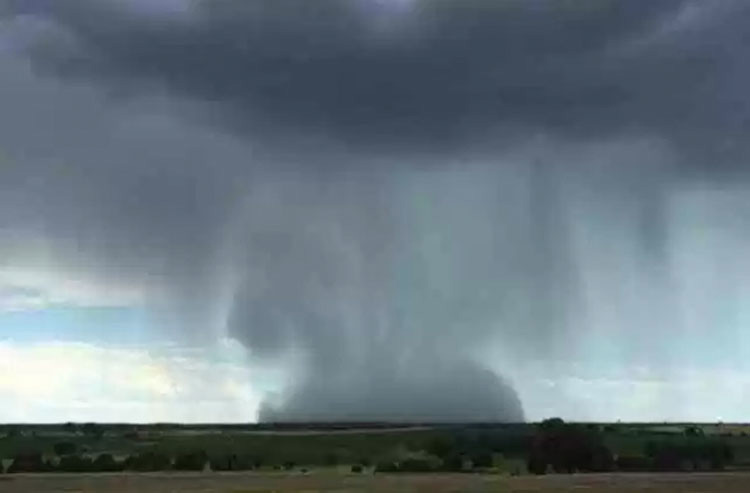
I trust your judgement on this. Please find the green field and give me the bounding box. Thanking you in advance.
[2,421,750,475]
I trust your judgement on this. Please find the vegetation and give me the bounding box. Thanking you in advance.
[527,418,614,474]
[173,450,208,471]
[7,453,54,473]
[93,453,123,472]
[123,452,172,472]
[0,421,744,476]
[53,442,77,456]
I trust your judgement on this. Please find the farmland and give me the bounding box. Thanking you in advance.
[4,471,750,492]
[2,422,750,491]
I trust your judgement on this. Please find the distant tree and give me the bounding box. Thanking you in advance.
[209,454,230,471]
[684,426,704,437]
[439,453,466,472]
[173,451,208,471]
[251,456,264,469]
[527,450,548,475]
[469,450,493,469]
[528,418,614,474]
[81,423,104,439]
[615,455,652,472]
[324,452,339,466]
[397,457,435,473]
[374,460,399,473]
[124,451,171,472]
[58,455,94,473]
[540,417,566,431]
[53,442,77,456]
[426,435,456,459]
[93,453,122,472]
[7,453,52,473]
[646,438,733,472]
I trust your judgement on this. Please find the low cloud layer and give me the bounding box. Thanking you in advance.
[2,1,750,421]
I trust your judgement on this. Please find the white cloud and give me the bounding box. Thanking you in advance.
[0,341,263,422]
[0,266,147,312]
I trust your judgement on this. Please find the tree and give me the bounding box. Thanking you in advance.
[124,451,171,472]
[81,423,104,440]
[685,426,704,437]
[397,458,435,472]
[374,460,399,473]
[439,453,466,472]
[528,418,614,474]
[7,453,52,473]
[54,442,77,456]
[324,452,339,466]
[93,453,122,472]
[646,438,734,472]
[58,455,94,473]
[173,451,208,471]
[469,450,493,469]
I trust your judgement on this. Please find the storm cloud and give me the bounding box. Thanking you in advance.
[2,0,750,421]
[7,0,749,155]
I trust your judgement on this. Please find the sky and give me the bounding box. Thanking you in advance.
[1,0,750,423]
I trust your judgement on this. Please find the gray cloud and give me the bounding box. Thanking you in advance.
[2,1,750,421]
[6,0,749,157]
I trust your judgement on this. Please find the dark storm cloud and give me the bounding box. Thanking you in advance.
[3,0,750,422]
[261,358,523,422]
[6,0,749,157]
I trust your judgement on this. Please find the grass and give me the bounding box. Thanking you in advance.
[5,471,750,492]
[4,422,750,476]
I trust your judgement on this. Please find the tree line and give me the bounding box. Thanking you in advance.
[527,418,735,474]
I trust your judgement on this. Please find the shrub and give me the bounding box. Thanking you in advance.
[527,418,614,474]
[397,458,435,473]
[426,436,455,458]
[53,442,77,456]
[173,451,208,471]
[646,438,734,472]
[527,450,548,475]
[439,453,466,472]
[93,453,123,472]
[210,453,256,471]
[124,452,171,472]
[615,455,652,472]
[81,423,104,439]
[58,455,94,473]
[374,460,399,473]
[324,452,339,466]
[684,426,704,437]
[469,450,493,469]
[351,464,363,473]
[7,453,52,473]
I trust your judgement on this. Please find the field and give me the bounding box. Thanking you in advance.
[4,471,750,492]
[3,422,750,491]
